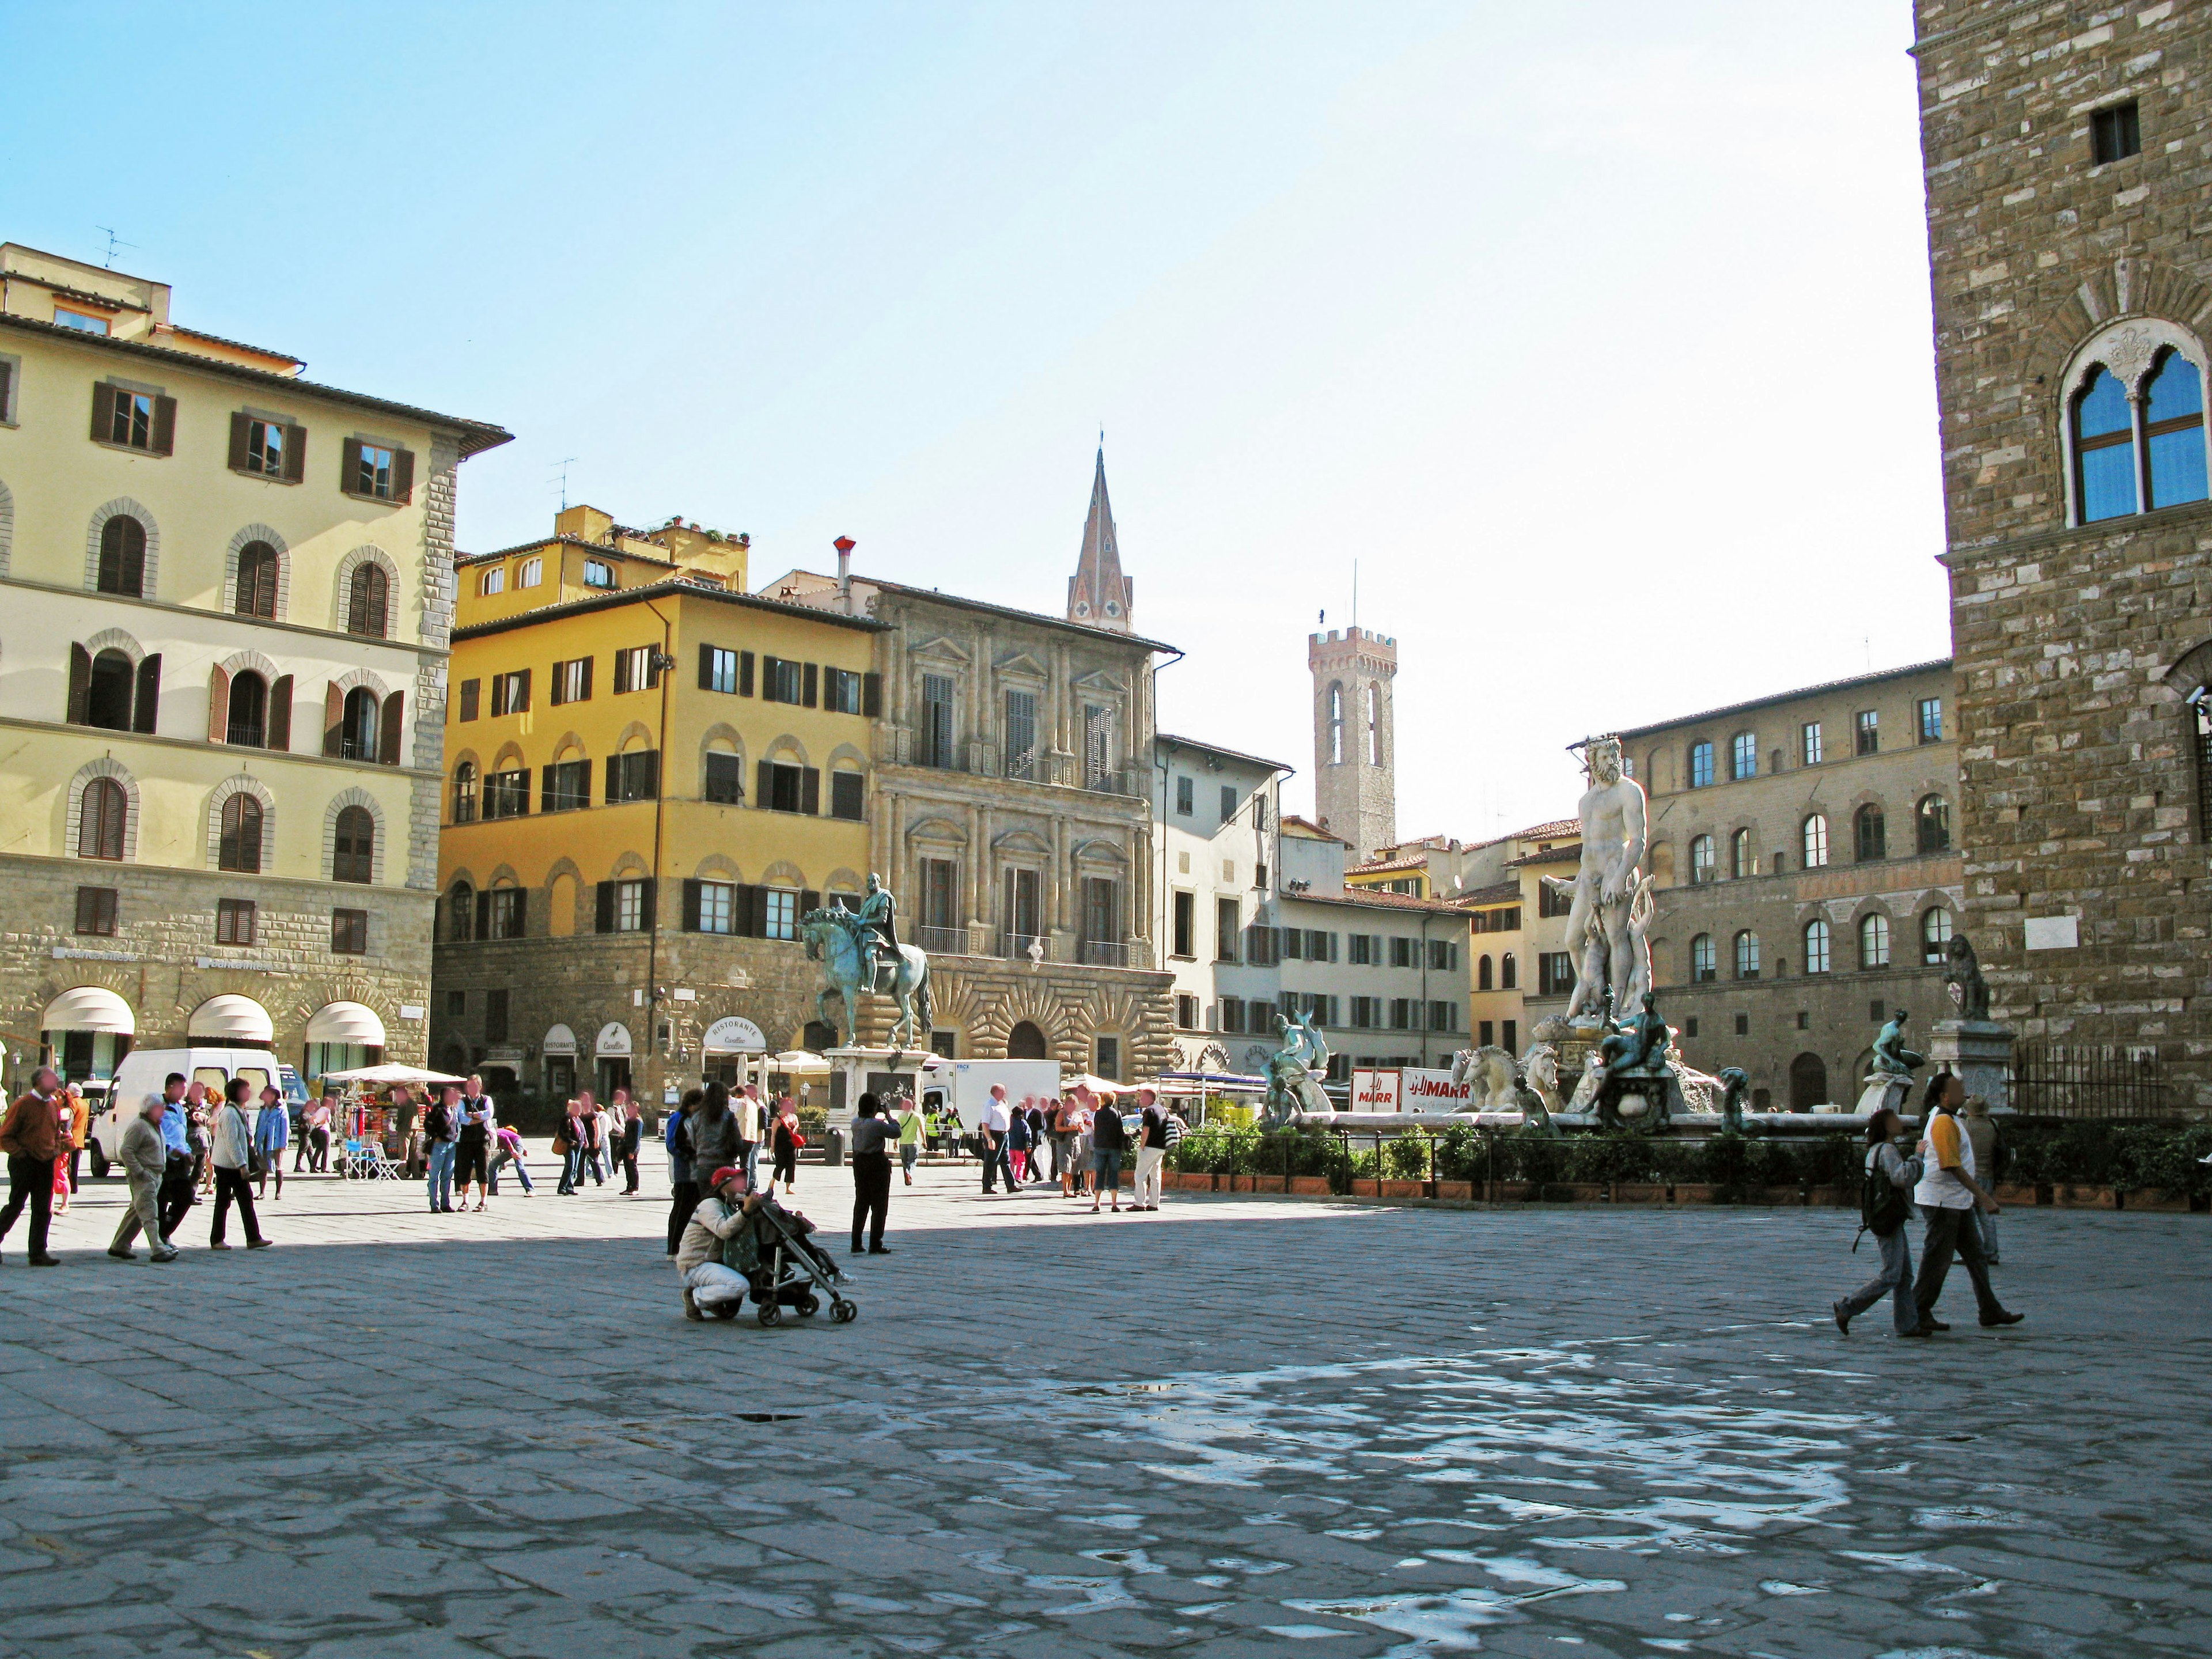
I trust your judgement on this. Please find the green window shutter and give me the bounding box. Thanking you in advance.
[682,878,702,931]
[802,662,818,707]
[800,767,820,815]
[739,652,754,696]
[594,881,615,933]
[862,672,882,717]
[228,412,252,471]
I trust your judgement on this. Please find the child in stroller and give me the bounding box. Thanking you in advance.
[677,1165,857,1327]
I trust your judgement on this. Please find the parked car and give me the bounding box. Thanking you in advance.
[85,1049,307,1176]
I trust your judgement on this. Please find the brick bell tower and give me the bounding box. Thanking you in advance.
[1309,627,1397,859]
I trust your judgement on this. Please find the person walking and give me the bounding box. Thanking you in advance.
[578,1093,608,1188]
[454,1086,493,1211]
[422,1085,460,1214]
[734,1085,765,1190]
[1005,1100,1033,1184]
[252,1084,289,1201]
[896,1093,922,1186]
[675,1165,764,1320]
[978,1084,1020,1195]
[665,1088,700,1258]
[0,1067,68,1266]
[617,1099,643,1195]
[51,1096,74,1215]
[592,1092,619,1185]
[1132,1089,1169,1211]
[207,1077,272,1251]
[688,1084,741,1204]
[296,1092,328,1173]
[488,1123,535,1196]
[107,1092,177,1262]
[554,1099,582,1195]
[1961,1096,2004,1266]
[188,1084,215,1196]
[1910,1072,2023,1337]
[1832,1106,1923,1337]
[62,1085,89,1201]
[849,1093,895,1256]
[771,1098,800,1195]
[1090,1093,1128,1214]
[154,1074,198,1241]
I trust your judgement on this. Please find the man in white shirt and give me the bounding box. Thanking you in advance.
[736,1085,766,1188]
[1909,1071,2022,1337]
[979,1085,1021,1195]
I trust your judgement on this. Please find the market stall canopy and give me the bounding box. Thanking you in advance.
[305,1001,387,1047]
[188,994,274,1044]
[320,1063,467,1086]
[542,1023,578,1056]
[1062,1073,1124,1094]
[770,1050,831,1073]
[42,986,134,1035]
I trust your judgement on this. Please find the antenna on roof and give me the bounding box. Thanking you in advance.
[93,226,136,270]
[550,457,578,510]
[1352,558,1358,634]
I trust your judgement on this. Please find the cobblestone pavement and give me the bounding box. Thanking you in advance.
[0,1157,2206,1658]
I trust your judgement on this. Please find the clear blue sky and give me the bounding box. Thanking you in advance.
[3,2,1942,841]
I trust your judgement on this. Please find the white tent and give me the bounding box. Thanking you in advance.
[319,1062,467,1086]
[769,1050,832,1074]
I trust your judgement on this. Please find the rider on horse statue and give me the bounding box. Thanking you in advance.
[842,873,899,993]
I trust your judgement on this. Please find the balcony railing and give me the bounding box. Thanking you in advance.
[912,924,972,957]
[1078,938,1149,969]
[1002,931,1051,963]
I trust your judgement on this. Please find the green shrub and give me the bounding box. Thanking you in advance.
[1384,1135,1431,1180]
[1434,1123,1488,1183]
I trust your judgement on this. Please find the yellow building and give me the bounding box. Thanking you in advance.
[0,241,509,1087]
[432,506,882,1101]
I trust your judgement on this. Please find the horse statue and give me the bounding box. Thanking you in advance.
[1450,1045,1521,1113]
[1263,1011,1332,1127]
[799,906,933,1050]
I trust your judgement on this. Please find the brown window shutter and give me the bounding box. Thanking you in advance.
[67,645,90,724]
[762,656,781,703]
[380,691,404,765]
[802,662,819,707]
[594,881,615,933]
[682,878,702,932]
[323,682,344,756]
[698,643,714,690]
[515,668,530,713]
[800,767,820,815]
[268,675,293,750]
[132,654,161,734]
[733,884,757,937]
[757,759,772,807]
[800,888,820,918]
[578,656,593,700]
[89,384,113,443]
[151,396,176,456]
[862,672,882,717]
[549,661,566,707]
[207,666,231,743]
[392,447,415,503]
[228,412,252,472]
[341,437,362,495]
[281,423,306,483]
[476,890,492,938]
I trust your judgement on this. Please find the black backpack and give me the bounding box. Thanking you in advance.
[1859,1147,1910,1239]
[423,1101,452,1142]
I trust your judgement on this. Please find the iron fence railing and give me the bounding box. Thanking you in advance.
[911,924,972,957]
[2011,1042,2169,1119]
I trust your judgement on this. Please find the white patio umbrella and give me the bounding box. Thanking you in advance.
[319,1062,468,1086]
[1063,1073,1124,1094]
[769,1050,832,1074]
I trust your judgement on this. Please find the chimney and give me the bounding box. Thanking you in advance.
[834,536,855,613]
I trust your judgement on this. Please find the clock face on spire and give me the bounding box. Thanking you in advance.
[1069,445,1132,632]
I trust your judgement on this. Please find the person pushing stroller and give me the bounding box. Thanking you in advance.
[676,1164,851,1322]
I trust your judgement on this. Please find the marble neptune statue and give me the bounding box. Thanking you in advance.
[1541,736,1649,1027]
[1263,1011,1332,1127]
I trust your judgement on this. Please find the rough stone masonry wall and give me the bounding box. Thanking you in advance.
[1,855,435,1065]
[1918,0,2212,1107]
[408,434,460,894]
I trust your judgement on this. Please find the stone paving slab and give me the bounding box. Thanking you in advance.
[0,1159,2207,1654]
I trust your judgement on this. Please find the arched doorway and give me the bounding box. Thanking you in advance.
[1789,1052,1828,1111]
[802,1020,837,1053]
[1006,1020,1048,1059]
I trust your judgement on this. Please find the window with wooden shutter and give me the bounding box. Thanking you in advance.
[206,666,232,744]
[682,878,702,932]
[593,881,615,933]
[347,564,389,638]
[97,516,146,596]
[456,679,480,722]
[739,652,755,696]
[391,446,414,503]
[229,412,252,472]
[863,672,882,717]
[281,422,306,482]
[66,645,90,725]
[760,656,782,703]
[219,794,263,873]
[79,777,126,861]
[150,396,175,456]
[131,654,160,734]
[268,675,292,751]
[323,683,345,757]
[332,806,375,883]
[0,359,13,424]
[800,767,820,814]
[379,691,403,765]
[802,662,819,707]
[234,541,279,618]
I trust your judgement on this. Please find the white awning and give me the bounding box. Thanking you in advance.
[188,994,274,1044]
[42,986,134,1035]
[595,1021,632,1056]
[703,1015,767,1054]
[542,1023,578,1056]
[305,1001,387,1047]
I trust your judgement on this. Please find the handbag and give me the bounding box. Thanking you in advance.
[551,1129,571,1155]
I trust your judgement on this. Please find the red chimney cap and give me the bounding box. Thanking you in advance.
[834,536,856,554]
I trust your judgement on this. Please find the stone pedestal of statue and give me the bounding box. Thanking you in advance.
[1929,1019,2014,1112]
[1853,1073,1914,1118]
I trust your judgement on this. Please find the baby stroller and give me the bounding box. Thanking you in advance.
[719,1196,858,1328]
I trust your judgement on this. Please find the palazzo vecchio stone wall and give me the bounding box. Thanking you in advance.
[1915,0,2212,1108]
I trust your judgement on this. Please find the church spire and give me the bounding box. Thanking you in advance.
[1066,443,1132,631]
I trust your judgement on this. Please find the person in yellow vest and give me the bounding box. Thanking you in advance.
[1908,1072,2022,1338]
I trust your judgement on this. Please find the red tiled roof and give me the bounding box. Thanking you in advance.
[1296,887,1472,916]
[1504,842,1581,869]
[1346,855,1428,875]
[1279,814,1347,843]
[1508,817,1581,842]
[1453,880,1522,906]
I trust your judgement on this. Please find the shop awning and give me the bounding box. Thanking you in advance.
[543,1023,578,1056]
[704,1016,767,1054]
[188,994,274,1044]
[42,986,135,1035]
[305,1001,387,1047]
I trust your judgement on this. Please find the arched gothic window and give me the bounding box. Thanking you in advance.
[1915,794,1951,854]
[452,761,478,824]
[340,688,380,761]
[1921,905,1953,964]
[227,671,268,748]
[1688,834,1715,885]
[1733,930,1760,980]
[2146,348,2209,509]
[1478,955,1494,992]
[219,794,263,873]
[1802,813,1830,869]
[1327,684,1343,766]
[1854,804,1887,862]
[1859,912,1891,970]
[98,516,146,597]
[332,805,374,884]
[1730,827,1754,879]
[234,541,279,618]
[1803,917,1831,974]
[2074,365,2138,522]
[347,563,389,639]
[449,880,475,942]
[79,777,127,860]
[1499,952,1517,990]
[1690,933,1715,983]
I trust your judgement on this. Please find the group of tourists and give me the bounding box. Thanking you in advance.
[1834,1071,2025,1339]
[974,1084,1184,1213]
[659,1083,810,1258]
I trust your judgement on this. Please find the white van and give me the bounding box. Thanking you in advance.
[917,1059,1065,1132]
[87,1049,307,1176]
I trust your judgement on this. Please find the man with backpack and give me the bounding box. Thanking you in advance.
[1833,1105,1921,1336]
[422,1085,461,1214]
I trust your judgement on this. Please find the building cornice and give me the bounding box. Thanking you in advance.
[1937,497,2212,569]
[0,711,440,781]
[0,573,449,659]
[452,578,888,641]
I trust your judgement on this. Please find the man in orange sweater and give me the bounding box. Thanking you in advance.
[0,1067,67,1267]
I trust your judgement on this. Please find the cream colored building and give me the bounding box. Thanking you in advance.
[0,243,508,1086]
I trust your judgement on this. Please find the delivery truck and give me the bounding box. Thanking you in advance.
[918,1059,1065,1131]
